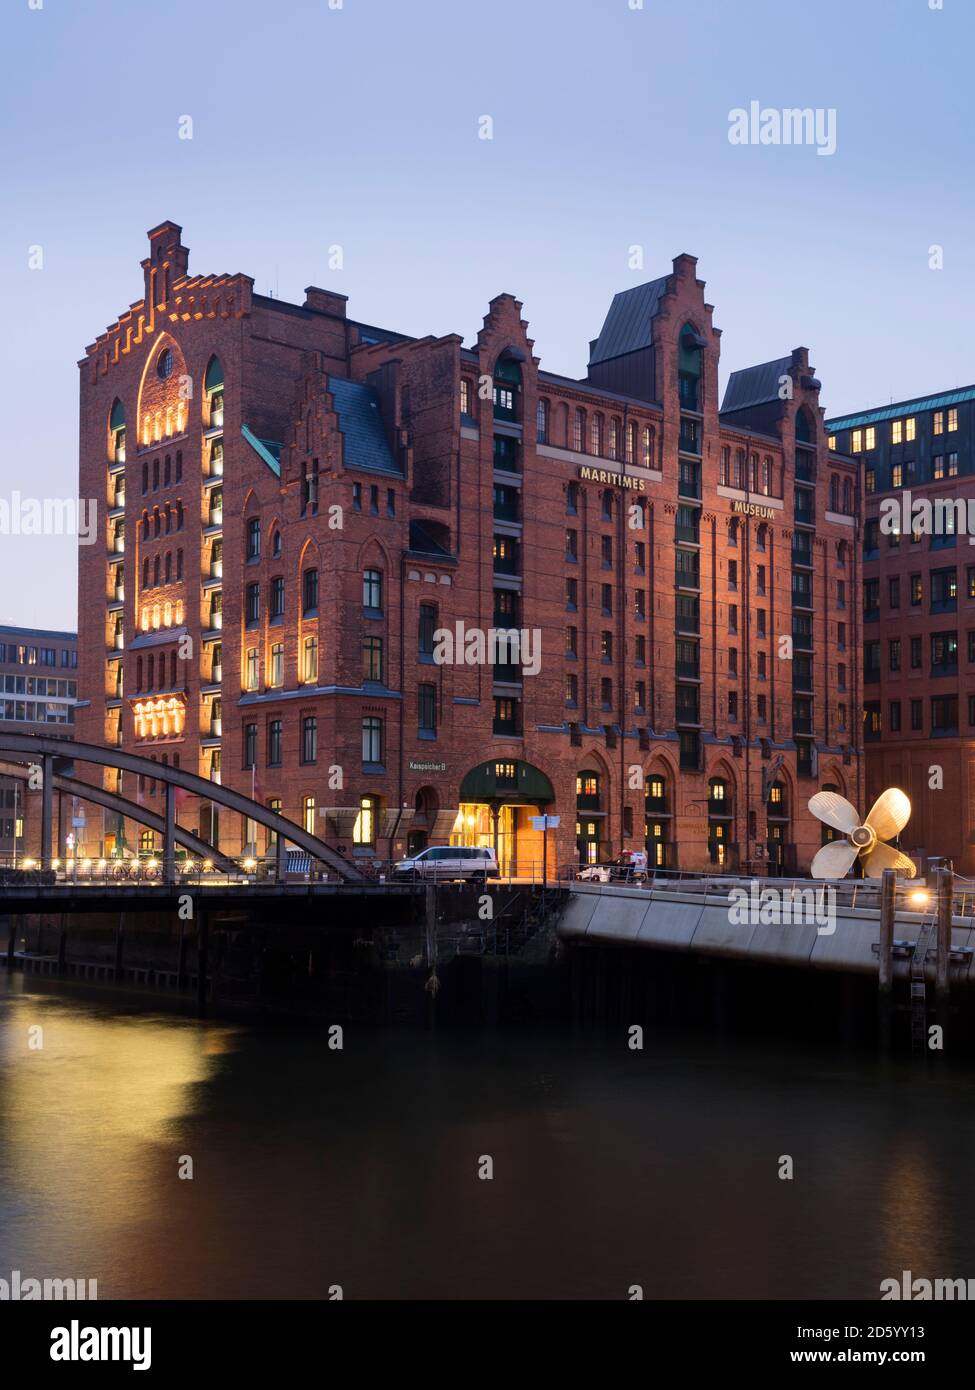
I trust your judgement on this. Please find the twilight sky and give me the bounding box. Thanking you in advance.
[2,0,973,630]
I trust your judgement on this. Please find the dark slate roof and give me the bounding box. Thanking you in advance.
[721,357,792,414]
[328,377,401,475]
[242,425,281,477]
[588,278,669,366]
[826,384,975,432]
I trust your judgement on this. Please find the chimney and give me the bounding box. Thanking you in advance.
[304,286,348,318]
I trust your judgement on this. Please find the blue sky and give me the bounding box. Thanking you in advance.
[2,0,973,628]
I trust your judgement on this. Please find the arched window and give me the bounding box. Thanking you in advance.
[492,354,521,422]
[756,523,768,552]
[727,516,739,547]
[205,356,225,429]
[626,421,637,465]
[591,414,603,457]
[152,555,160,586]
[796,406,814,444]
[601,490,613,522]
[761,456,772,496]
[842,479,852,514]
[109,398,126,463]
[536,398,549,444]
[608,418,620,461]
[142,556,149,588]
[573,408,585,453]
[829,475,840,511]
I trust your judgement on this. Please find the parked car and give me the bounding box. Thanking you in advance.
[393,845,498,883]
[578,852,648,884]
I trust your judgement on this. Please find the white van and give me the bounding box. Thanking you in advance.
[393,845,498,882]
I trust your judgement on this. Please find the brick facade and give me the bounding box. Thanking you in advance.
[76,222,862,875]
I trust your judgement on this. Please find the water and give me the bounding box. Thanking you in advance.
[3,974,975,1300]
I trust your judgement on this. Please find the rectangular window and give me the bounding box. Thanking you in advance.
[889,577,900,609]
[245,583,260,626]
[353,796,376,846]
[891,419,903,445]
[363,636,383,683]
[243,723,257,769]
[302,568,319,615]
[302,716,317,764]
[418,683,437,735]
[267,719,282,766]
[269,643,284,687]
[362,716,383,765]
[269,575,285,621]
[865,426,876,450]
[948,408,958,432]
[243,648,258,692]
[419,603,437,657]
[302,797,316,835]
[911,699,923,731]
[303,636,318,684]
[363,569,382,611]
[934,410,944,435]
[910,574,923,606]
[889,701,901,732]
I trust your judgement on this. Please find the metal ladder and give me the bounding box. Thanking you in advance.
[909,914,935,1054]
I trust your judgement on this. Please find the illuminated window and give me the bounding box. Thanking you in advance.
[353,795,377,846]
[851,429,862,453]
[905,417,916,441]
[302,636,318,684]
[461,379,471,415]
[948,408,958,432]
[891,420,903,445]
[827,434,837,451]
[303,796,316,834]
[269,643,284,688]
[245,648,259,692]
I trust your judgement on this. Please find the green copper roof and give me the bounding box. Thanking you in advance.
[241,424,281,476]
[827,384,975,432]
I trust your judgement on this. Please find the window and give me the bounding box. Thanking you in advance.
[246,518,261,561]
[910,636,922,669]
[565,529,578,562]
[635,635,646,664]
[891,420,903,445]
[536,398,548,443]
[362,716,383,764]
[889,638,901,672]
[246,583,260,626]
[301,716,317,764]
[566,482,579,515]
[363,569,382,612]
[911,699,923,731]
[352,482,361,511]
[934,410,944,435]
[600,630,613,662]
[910,574,922,606]
[243,723,257,769]
[267,719,282,766]
[303,636,318,684]
[601,585,613,616]
[269,576,285,622]
[889,577,900,609]
[566,578,578,610]
[461,379,471,415]
[245,648,259,691]
[948,408,958,432]
[600,677,613,708]
[353,796,376,846]
[865,426,876,450]
[418,683,437,735]
[565,626,578,657]
[269,643,284,687]
[601,535,612,567]
[363,636,383,683]
[565,673,578,706]
[302,568,319,615]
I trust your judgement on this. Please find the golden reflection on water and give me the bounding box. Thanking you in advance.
[0,984,239,1281]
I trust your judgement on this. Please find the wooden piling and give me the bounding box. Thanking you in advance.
[936,866,953,999]
[878,868,895,994]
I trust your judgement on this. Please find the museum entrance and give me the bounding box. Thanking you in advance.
[453,759,555,878]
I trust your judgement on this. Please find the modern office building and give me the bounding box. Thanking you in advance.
[75,221,861,873]
[0,624,78,860]
[827,385,975,872]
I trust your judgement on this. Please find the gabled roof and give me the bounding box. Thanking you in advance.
[328,376,400,475]
[721,357,792,415]
[588,277,668,366]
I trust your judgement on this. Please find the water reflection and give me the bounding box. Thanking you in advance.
[2,975,975,1300]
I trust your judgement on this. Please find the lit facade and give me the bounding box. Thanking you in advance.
[76,222,862,873]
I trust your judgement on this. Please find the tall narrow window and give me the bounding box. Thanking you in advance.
[302,568,319,615]
[362,716,383,765]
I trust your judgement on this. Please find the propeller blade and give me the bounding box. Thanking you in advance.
[809,839,859,880]
[861,841,917,880]
[807,791,860,834]
[864,787,911,841]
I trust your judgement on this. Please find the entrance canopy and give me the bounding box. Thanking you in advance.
[459,759,554,806]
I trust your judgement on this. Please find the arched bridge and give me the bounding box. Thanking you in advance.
[0,733,364,884]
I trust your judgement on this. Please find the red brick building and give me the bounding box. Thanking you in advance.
[827,386,975,873]
[75,221,861,875]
